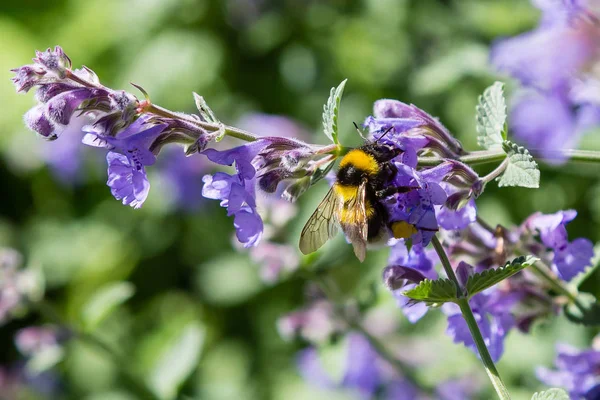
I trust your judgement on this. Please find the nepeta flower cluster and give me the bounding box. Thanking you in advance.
[12,46,218,209]
[537,341,600,399]
[492,0,600,160]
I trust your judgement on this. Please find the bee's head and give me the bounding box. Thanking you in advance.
[371,142,403,162]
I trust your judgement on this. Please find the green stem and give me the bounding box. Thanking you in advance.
[431,235,511,400]
[146,103,259,142]
[34,301,160,400]
[419,150,507,166]
[481,157,510,184]
[431,235,460,289]
[456,299,512,400]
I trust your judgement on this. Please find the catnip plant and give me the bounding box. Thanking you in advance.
[6,2,600,399]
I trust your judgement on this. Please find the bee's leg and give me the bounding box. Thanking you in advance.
[382,162,398,181]
[375,185,418,199]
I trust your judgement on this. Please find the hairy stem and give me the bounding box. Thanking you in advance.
[431,235,511,400]
[456,299,512,400]
[146,103,260,142]
[481,157,510,184]
[34,301,160,400]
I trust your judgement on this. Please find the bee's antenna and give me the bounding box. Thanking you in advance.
[353,122,367,140]
[376,126,394,142]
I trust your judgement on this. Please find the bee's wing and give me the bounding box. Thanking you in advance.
[341,180,368,262]
[299,187,340,255]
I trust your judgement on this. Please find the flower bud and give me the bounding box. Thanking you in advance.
[46,88,94,125]
[24,106,57,140]
[455,261,474,292]
[382,265,427,291]
[33,46,71,78]
[371,99,465,157]
[10,64,47,93]
[35,82,79,103]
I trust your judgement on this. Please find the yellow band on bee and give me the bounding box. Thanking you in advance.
[391,221,417,239]
[333,184,358,200]
[339,149,379,175]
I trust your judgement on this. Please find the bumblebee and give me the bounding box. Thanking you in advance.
[299,135,420,261]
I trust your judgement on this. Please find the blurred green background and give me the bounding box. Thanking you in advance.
[1,0,599,399]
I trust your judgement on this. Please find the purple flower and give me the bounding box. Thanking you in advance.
[537,343,600,399]
[384,242,439,323]
[525,210,594,280]
[366,99,465,158]
[106,152,150,209]
[296,333,382,398]
[443,287,519,362]
[202,140,271,247]
[85,117,168,208]
[386,163,448,246]
[383,379,422,400]
[491,2,600,160]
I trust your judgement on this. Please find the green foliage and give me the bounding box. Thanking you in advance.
[148,322,204,400]
[403,278,458,305]
[466,256,537,298]
[322,79,347,144]
[564,292,600,326]
[498,140,540,188]
[476,81,507,150]
[81,282,135,331]
[531,388,570,400]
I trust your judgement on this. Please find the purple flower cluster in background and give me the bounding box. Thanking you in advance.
[523,209,595,281]
[296,332,480,399]
[537,341,600,399]
[492,0,600,161]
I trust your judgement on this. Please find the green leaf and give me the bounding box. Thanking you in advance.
[322,79,347,144]
[149,322,205,400]
[403,278,458,305]
[466,256,537,298]
[498,140,540,188]
[193,92,218,123]
[531,388,570,400]
[81,282,135,331]
[564,292,600,326]
[476,81,507,150]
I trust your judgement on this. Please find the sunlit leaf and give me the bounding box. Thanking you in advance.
[81,282,135,331]
[476,81,506,150]
[403,278,458,305]
[149,322,205,400]
[498,140,540,188]
[322,79,347,144]
[466,256,537,297]
[531,388,570,400]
